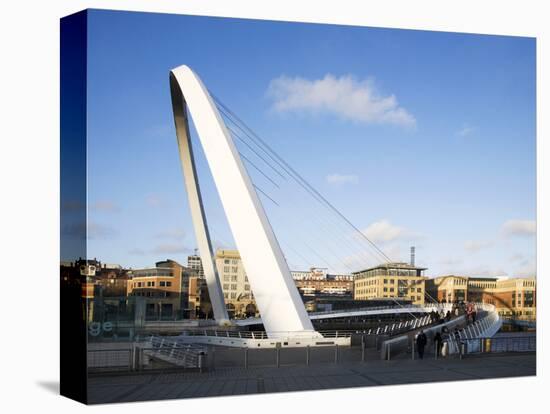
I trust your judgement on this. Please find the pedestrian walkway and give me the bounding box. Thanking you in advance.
[87,353,535,404]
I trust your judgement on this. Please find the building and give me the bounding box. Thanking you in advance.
[291,267,327,280]
[353,262,428,305]
[490,278,536,319]
[95,263,130,298]
[291,267,353,297]
[126,259,197,319]
[426,275,536,320]
[187,253,204,278]
[215,249,256,318]
[60,258,99,322]
[425,275,470,303]
[187,275,214,318]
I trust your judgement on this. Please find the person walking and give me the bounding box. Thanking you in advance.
[434,331,443,357]
[416,330,427,359]
[453,328,461,342]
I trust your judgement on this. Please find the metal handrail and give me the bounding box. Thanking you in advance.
[310,303,453,317]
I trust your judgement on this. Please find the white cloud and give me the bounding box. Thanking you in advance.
[456,124,476,137]
[438,257,464,266]
[502,219,536,238]
[509,253,525,262]
[464,266,509,278]
[145,194,164,208]
[155,228,186,240]
[62,220,116,240]
[128,248,146,256]
[439,263,508,278]
[145,124,173,140]
[343,243,402,271]
[464,240,494,253]
[151,244,190,255]
[326,173,358,185]
[515,260,536,277]
[87,221,117,240]
[267,74,416,127]
[362,219,407,243]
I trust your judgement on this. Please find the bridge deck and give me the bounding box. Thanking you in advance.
[88,352,535,404]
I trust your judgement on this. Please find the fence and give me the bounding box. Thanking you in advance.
[380,314,532,361]
[461,335,536,354]
[87,333,535,374]
[88,348,133,372]
[88,337,207,373]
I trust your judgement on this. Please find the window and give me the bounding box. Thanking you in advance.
[231,266,238,273]
[223,284,229,290]
[231,284,237,290]
[224,266,230,272]
[224,259,230,264]
[230,292,237,299]
[166,281,171,287]
[231,275,238,282]
[160,281,166,287]
[244,284,250,291]
[223,275,229,281]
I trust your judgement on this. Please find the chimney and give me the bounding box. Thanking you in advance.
[410,246,416,267]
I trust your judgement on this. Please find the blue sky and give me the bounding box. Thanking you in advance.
[86,9,536,277]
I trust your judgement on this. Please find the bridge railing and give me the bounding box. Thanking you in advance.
[179,329,354,339]
[178,315,433,343]
[460,335,536,354]
[380,302,503,359]
[310,303,452,317]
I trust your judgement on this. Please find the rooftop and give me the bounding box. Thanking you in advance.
[353,262,428,274]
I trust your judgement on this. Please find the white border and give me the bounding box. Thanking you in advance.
[0,1,547,413]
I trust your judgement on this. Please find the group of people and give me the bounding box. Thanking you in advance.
[415,326,465,359]
[414,302,479,359]
[428,309,454,324]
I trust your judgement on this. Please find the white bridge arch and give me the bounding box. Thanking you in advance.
[170,65,319,338]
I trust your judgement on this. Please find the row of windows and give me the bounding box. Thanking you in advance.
[223,259,239,265]
[132,280,172,288]
[222,266,239,272]
[356,278,424,287]
[356,289,423,300]
[222,284,251,291]
[223,275,239,282]
[132,291,172,297]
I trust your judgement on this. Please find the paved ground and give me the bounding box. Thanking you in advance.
[87,353,536,404]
